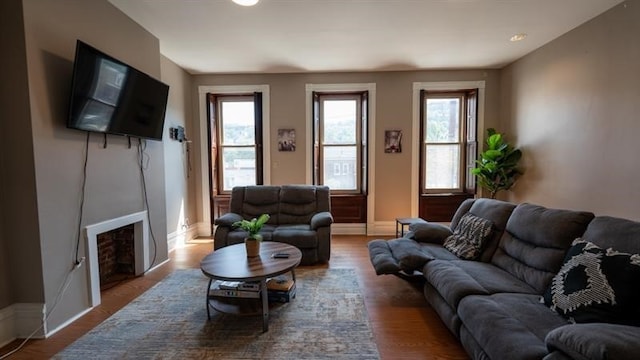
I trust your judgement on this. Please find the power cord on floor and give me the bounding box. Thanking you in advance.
[0,133,91,359]
[0,262,83,359]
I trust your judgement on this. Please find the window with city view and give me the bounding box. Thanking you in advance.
[210,93,263,194]
[313,92,367,194]
[421,91,477,194]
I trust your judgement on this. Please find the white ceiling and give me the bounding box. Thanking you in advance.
[109,0,624,75]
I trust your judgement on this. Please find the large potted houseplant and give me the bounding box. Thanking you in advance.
[472,128,523,199]
[232,214,270,257]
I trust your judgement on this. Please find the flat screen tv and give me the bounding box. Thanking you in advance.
[67,40,169,141]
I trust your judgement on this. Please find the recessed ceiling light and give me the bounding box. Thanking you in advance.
[232,0,259,6]
[510,33,527,42]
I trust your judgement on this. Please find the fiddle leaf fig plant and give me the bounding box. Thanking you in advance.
[232,214,270,241]
[472,128,523,199]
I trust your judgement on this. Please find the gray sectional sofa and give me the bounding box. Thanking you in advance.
[214,185,333,265]
[368,199,640,360]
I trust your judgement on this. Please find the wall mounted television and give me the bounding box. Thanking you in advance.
[67,40,169,141]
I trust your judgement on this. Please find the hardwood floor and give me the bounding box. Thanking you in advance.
[0,235,469,359]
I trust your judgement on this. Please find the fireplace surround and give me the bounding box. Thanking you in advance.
[85,211,149,307]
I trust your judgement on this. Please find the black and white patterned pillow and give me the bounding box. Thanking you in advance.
[543,238,640,326]
[443,213,493,260]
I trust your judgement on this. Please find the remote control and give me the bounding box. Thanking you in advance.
[272,252,290,258]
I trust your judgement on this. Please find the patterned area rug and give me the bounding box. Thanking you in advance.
[55,268,380,359]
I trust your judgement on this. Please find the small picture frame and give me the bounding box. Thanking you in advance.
[278,129,296,152]
[384,130,402,153]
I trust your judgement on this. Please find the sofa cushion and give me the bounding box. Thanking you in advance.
[542,239,640,326]
[457,293,569,360]
[491,203,595,294]
[545,323,640,360]
[232,185,281,224]
[443,213,493,260]
[368,240,401,275]
[272,224,318,249]
[423,259,537,310]
[581,216,640,255]
[419,243,459,261]
[408,222,452,244]
[456,198,517,262]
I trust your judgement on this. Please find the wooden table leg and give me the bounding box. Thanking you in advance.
[261,279,269,332]
[206,278,212,320]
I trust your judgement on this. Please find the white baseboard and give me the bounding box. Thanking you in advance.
[332,223,366,235]
[0,303,46,348]
[44,306,92,338]
[366,221,397,237]
[167,224,200,252]
[196,221,212,238]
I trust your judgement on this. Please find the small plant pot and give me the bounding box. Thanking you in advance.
[245,238,260,257]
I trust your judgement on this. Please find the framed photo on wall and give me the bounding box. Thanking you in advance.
[278,128,296,152]
[384,130,402,153]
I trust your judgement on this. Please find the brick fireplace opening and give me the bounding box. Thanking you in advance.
[97,224,136,290]
[86,211,149,307]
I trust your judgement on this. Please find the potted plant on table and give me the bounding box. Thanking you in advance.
[232,214,270,257]
[472,128,523,199]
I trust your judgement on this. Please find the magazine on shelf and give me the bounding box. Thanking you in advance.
[266,276,294,291]
[209,280,260,299]
[268,283,297,303]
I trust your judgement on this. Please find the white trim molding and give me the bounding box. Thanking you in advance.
[411,81,486,217]
[304,83,377,235]
[167,223,200,252]
[0,303,46,348]
[197,85,271,234]
[85,211,150,307]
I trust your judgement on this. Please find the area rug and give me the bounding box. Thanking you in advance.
[54,268,380,359]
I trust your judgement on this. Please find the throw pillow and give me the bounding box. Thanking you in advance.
[542,238,640,326]
[443,213,493,260]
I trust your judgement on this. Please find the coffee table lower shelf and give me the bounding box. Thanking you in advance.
[207,295,265,316]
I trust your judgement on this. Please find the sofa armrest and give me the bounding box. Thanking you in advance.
[407,222,452,244]
[311,211,333,230]
[214,212,243,227]
[545,323,640,360]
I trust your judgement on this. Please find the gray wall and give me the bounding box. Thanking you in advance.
[192,70,501,222]
[500,1,640,220]
[18,0,169,330]
[0,0,44,309]
[161,56,197,239]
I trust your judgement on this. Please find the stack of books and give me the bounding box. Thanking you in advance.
[208,280,261,299]
[266,276,296,303]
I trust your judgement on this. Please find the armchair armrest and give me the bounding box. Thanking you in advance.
[214,212,243,227]
[407,222,452,244]
[545,323,640,360]
[311,211,333,230]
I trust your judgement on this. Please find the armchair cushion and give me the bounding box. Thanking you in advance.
[213,212,243,227]
[310,211,333,230]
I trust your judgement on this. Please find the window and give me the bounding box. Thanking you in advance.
[421,90,477,194]
[313,92,367,194]
[208,93,263,194]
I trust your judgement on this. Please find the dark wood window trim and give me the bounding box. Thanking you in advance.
[418,89,478,221]
[207,92,264,197]
[312,91,368,223]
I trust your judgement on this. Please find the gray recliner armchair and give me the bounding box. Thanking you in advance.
[213,185,333,265]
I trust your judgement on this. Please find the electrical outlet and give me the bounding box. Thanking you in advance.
[74,257,86,270]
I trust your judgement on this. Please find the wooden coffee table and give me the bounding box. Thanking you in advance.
[200,241,302,332]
